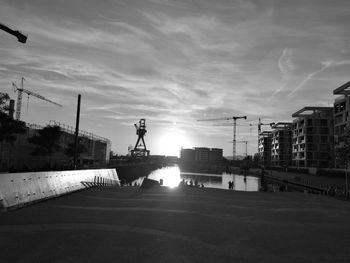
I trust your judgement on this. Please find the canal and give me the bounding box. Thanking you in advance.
[132,166,260,191]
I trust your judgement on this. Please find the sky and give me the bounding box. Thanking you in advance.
[0,0,349,157]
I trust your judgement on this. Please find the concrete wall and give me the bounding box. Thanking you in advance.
[0,169,119,210]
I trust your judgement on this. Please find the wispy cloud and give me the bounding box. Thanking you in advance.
[288,61,334,97]
[272,48,294,96]
[0,0,349,155]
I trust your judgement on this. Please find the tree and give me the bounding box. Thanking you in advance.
[0,93,26,169]
[28,125,62,169]
[64,138,87,167]
[0,112,26,144]
[0,92,10,113]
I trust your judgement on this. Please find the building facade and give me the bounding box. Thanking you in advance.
[258,131,272,166]
[291,107,334,168]
[271,123,292,167]
[180,148,195,162]
[180,147,223,164]
[333,81,350,147]
[0,121,111,172]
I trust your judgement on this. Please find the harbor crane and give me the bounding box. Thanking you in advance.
[12,77,62,121]
[198,115,247,160]
[131,118,150,158]
[0,23,27,43]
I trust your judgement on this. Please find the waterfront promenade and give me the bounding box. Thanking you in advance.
[1,186,350,262]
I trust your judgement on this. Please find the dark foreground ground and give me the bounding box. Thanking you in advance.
[1,186,350,263]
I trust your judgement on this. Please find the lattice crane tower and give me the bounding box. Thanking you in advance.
[131,118,150,158]
[12,77,62,121]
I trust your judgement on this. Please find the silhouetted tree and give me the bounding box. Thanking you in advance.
[0,92,10,112]
[64,139,87,166]
[28,125,62,169]
[253,153,261,164]
[0,93,26,167]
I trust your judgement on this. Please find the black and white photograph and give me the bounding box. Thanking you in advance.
[0,0,350,262]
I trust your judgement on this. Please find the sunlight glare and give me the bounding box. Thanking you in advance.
[148,166,181,188]
[157,130,190,156]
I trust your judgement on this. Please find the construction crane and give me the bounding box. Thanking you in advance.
[0,23,27,43]
[198,115,247,160]
[237,140,248,157]
[257,118,275,134]
[131,118,150,158]
[248,118,275,134]
[12,77,62,121]
[228,140,248,157]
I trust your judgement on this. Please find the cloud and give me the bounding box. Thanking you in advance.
[272,48,294,96]
[287,61,334,97]
[1,0,349,155]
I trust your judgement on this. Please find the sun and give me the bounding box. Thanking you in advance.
[157,130,190,156]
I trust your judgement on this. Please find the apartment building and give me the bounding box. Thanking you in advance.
[271,122,292,167]
[258,131,272,166]
[291,107,334,168]
[333,81,350,148]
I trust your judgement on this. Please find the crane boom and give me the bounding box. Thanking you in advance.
[197,115,247,160]
[12,77,62,120]
[0,23,27,43]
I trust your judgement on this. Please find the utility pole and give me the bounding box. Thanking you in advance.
[73,94,81,169]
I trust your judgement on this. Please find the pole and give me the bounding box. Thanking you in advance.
[73,94,81,169]
[346,163,348,193]
[233,118,236,160]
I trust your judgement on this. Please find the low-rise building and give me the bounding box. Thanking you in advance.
[291,107,334,168]
[209,148,223,163]
[0,121,111,172]
[180,147,223,164]
[180,148,195,162]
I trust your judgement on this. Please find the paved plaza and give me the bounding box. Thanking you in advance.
[1,186,350,262]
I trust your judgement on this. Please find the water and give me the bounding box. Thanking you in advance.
[132,166,260,191]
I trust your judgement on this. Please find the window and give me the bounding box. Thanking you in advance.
[320,136,328,143]
[307,152,313,159]
[320,119,328,126]
[340,101,346,112]
[319,127,328,134]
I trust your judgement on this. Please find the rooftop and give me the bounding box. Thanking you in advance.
[333,81,350,95]
[292,107,333,118]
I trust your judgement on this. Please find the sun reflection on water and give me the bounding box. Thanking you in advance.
[148,166,181,188]
[137,166,260,191]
